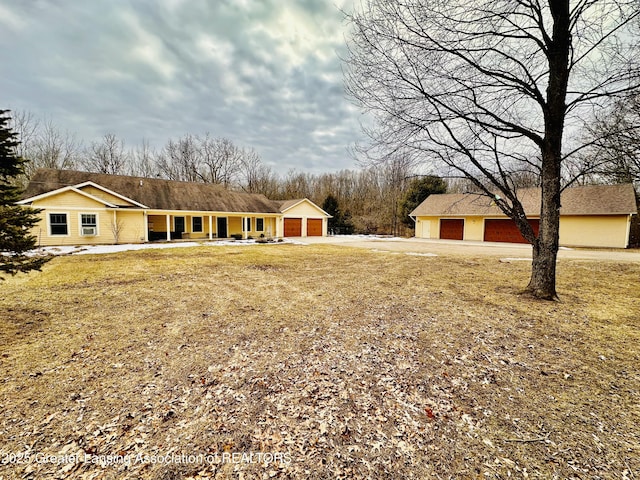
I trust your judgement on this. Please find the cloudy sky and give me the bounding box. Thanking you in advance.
[0,0,368,174]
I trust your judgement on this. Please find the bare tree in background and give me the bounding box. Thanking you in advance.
[199,135,243,186]
[129,139,157,178]
[281,170,313,199]
[240,148,279,196]
[381,155,413,236]
[83,133,128,175]
[345,0,640,299]
[156,135,200,182]
[30,119,80,173]
[577,93,640,186]
[10,111,39,162]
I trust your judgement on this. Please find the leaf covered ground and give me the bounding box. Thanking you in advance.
[0,244,638,479]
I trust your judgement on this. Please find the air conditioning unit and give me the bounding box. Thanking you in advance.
[82,227,97,236]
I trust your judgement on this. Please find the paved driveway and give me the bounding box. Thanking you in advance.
[299,235,640,262]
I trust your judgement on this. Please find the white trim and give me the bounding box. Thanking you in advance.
[18,186,118,208]
[625,214,633,248]
[73,181,149,208]
[27,206,108,212]
[18,181,148,208]
[144,209,282,216]
[78,212,99,237]
[279,198,332,217]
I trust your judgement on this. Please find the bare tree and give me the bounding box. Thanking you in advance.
[128,138,158,178]
[199,136,243,186]
[9,110,39,162]
[577,93,640,186]
[281,170,313,199]
[31,119,81,173]
[156,135,200,182]
[239,148,278,195]
[110,217,125,244]
[381,155,414,236]
[345,0,640,299]
[83,133,128,175]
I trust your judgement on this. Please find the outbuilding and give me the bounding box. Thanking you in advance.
[275,199,330,237]
[410,184,638,248]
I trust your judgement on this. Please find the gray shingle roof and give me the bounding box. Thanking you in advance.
[23,169,281,213]
[410,184,638,217]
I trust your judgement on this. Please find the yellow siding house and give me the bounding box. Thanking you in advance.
[19,169,330,246]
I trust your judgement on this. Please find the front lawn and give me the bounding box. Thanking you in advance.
[1,244,638,479]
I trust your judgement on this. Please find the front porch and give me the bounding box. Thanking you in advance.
[146,213,277,241]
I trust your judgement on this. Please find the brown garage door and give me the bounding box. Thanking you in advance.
[440,219,464,240]
[307,219,323,236]
[284,218,302,237]
[484,219,540,244]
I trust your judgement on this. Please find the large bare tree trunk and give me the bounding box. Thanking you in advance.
[525,0,570,300]
[527,158,561,300]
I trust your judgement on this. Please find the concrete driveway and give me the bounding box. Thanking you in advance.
[299,235,640,262]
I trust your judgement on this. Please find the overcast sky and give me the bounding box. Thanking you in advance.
[0,0,368,174]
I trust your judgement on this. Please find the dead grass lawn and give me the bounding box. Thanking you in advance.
[1,244,639,479]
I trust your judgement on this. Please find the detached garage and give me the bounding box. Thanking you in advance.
[276,199,331,238]
[410,184,638,248]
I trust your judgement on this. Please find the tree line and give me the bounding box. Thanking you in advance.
[9,111,451,235]
[9,95,640,240]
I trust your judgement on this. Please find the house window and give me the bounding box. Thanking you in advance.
[80,214,97,236]
[256,218,264,232]
[192,216,203,233]
[50,213,68,235]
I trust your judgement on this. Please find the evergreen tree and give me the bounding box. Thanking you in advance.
[0,110,50,278]
[399,176,447,228]
[322,194,354,235]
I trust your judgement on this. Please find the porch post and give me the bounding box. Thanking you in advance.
[243,217,248,240]
[208,215,213,240]
[144,212,149,242]
[166,214,171,241]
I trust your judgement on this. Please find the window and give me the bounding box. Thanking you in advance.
[50,213,68,235]
[80,214,97,236]
[192,216,203,233]
[256,218,264,232]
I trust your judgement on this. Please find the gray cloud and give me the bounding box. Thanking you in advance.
[0,0,364,174]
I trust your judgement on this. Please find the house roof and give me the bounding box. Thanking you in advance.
[410,184,638,217]
[22,169,282,214]
[274,199,304,212]
[273,198,331,216]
